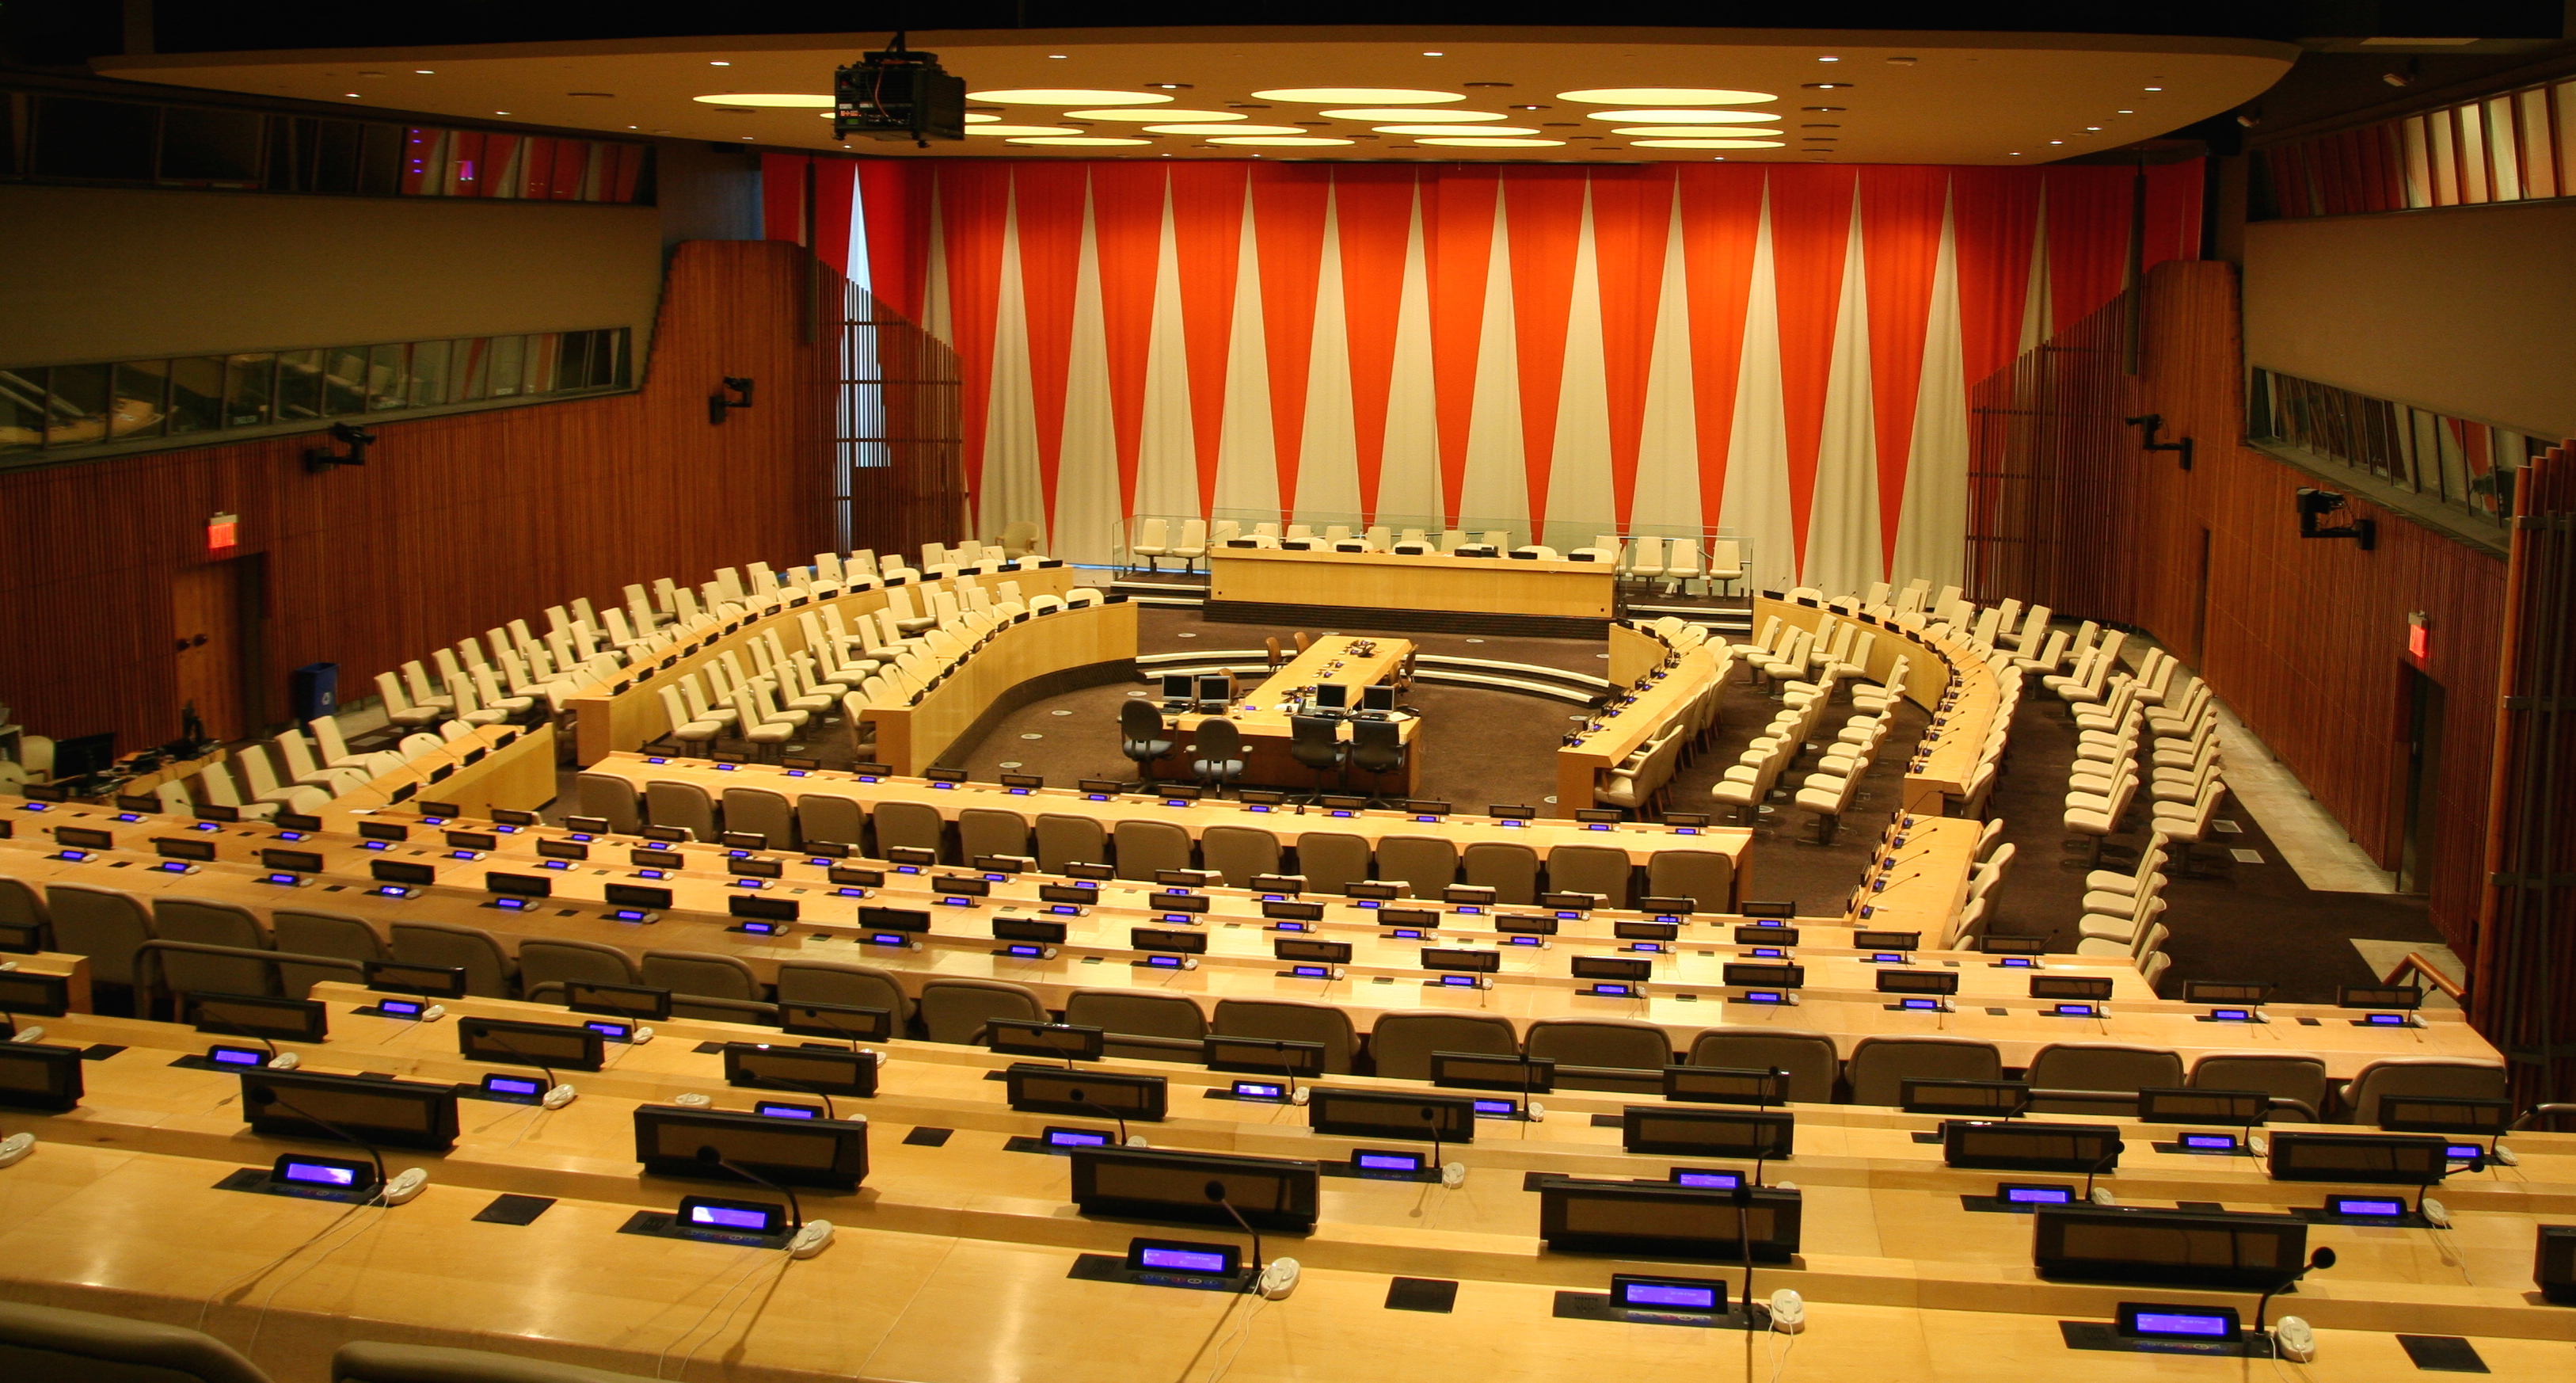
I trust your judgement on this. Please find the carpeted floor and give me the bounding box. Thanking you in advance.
[574,602,2445,1003]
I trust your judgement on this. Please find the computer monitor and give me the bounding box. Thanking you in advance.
[1315,683,1350,711]
[48,733,116,781]
[1160,673,1194,703]
[1361,684,1397,712]
[1195,674,1232,707]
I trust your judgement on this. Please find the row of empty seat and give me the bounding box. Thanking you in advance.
[1133,517,1748,594]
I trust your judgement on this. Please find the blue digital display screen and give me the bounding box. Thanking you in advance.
[1003,944,1046,958]
[609,909,651,922]
[263,873,299,885]
[495,897,531,911]
[1044,1129,1109,1148]
[1144,955,1185,969]
[1438,974,1477,986]
[735,879,767,890]
[836,889,869,900]
[485,1075,543,1097]
[1232,1080,1285,1100]
[1870,953,1905,964]
[2210,1008,2254,1021]
[1289,965,1333,979]
[2181,1133,2238,1152]
[541,859,569,871]
[209,1046,265,1066]
[637,869,668,880]
[1899,997,1942,1010]
[2365,1013,2407,1026]
[1471,1099,1516,1116]
[756,1102,820,1119]
[1330,810,1353,818]
[1673,1169,1742,1189]
[378,999,424,1016]
[370,886,413,898]
[866,933,909,947]
[583,1022,632,1041]
[2001,957,2036,967]
[687,1204,778,1231]
[1585,823,1611,832]
[2049,1004,2097,1017]
[1355,1152,1424,1172]
[280,1160,358,1187]
[1247,803,1272,813]
[277,831,309,842]
[2330,1197,2406,1217]
[2003,1185,2075,1205]
[2446,1144,2483,1162]
[114,812,142,822]
[1748,947,1786,958]
[1137,1246,1232,1272]
[1619,1282,1718,1310]
[1390,928,1424,939]
[1506,936,1543,947]
[1743,991,1787,1004]
[2130,1311,2234,1339]
[1356,900,1382,910]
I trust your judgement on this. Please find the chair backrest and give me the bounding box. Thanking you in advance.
[1113,818,1195,880]
[0,875,50,935]
[1526,1018,1674,1071]
[957,807,1032,863]
[44,882,153,985]
[2190,1052,2330,1122]
[389,920,512,997]
[797,793,866,848]
[1200,825,1282,887]
[641,950,761,1003]
[1845,1035,2004,1107]
[775,960,915,1023]
[643,779,717,841]
[1645,849,1733,913]
[1686,1029,1841,1104]
[1546,844,1633,909]
[1191,718,1244,767]
[1373,835,1457,899]
[271,910,385,997]
[1349,716,1404,768]
[1212,998,1360,1073]
[871,799,947,856]
[1367,1012,1520,1080]
[0,1300,274,1383]
[2026,1043,2186,1114]
[517,939,641,995]
[1292,831,1372,894]
[1459,841,1540,905]
[1064,990,1208,1042]
[150,897,273,997]
[2340,1058,2509,1125]
[1135,516,1168,549]
[1120,698,1170,752]
[1034,813,1109,873]
[720,787,797,848]
[918,977,1046,1044]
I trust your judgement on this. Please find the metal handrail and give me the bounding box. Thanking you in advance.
[2380,951,2466,1002]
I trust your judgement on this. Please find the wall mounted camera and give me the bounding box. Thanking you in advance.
[709,377,755,425]
[305,422,375,474]
[2296,487,2376,551]
[2124,413,2193,470]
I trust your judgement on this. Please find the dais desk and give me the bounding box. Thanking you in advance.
[1209,546,1616,639]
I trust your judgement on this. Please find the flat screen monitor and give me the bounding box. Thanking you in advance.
[1004,1064,1168,1122]
[0,920,40,954]
[857,906,930,934]
[49,733,116,780]
[457,1016,607,1073]
[1160,674,1194,702]
[1315,683,1350,711]
[1305,1087,1476,1143]
[723,1042,880,1099]
[370,859,436,886]
[189,992,328,1043]
[631,1104,869,1191]
[240,1068,460,1151]
[2137,1087,2267,1126]
[1538,1181,1802,1261]
[1361,684,1397,711]
[154,836,218,863]
[2032,1205,2308,1289]
[1067,1145,1320,1232]
[2376,1095,2512,1136]
[1195,675,1232,707]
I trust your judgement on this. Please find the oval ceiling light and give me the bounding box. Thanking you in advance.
[1630,139,1785,148]
[1416,136,1566,147]
[1374,124,1539,136]
[964,112,1000,124]
[1611,126,1783,137]
[694,93,835,107]
[1209,135,1356,145]
[1145,123,1310,135]
[971,88,1175,105]
[1588,109,1776,124]
[967,125,1083,136]
[1559,87,1775,105]
[1318,107,1504,122]
[1066,108,1242,121]
[1253,87,1462,104]
[1006,135,1155,146]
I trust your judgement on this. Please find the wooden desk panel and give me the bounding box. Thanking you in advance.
[865,601,1137,775]
[1159,635,1421,794]
[316,723,557,832]
[1757,596,2003,812]
[1212,547,1615,619]
[1555,642,1721,818]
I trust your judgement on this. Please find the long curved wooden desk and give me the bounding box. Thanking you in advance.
[1208,544,1618,639]
[862,600,1138,776]
[1755,595,2003,814]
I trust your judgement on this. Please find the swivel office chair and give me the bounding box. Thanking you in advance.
[1119,698,1174,790]
[1189,718,1247,799]
[1288,714,1347,802]
[1349,715,1409,806]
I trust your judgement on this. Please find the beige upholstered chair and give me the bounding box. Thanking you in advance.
[919,977,1048,1045]
[0,1300,273,1383]
[1367,1012,1520,1080]
[1844,1035,2003,1107]
[1212,998,1360,1074]
[1687,1029,1840,1104]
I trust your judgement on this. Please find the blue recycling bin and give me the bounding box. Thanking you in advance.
[291,663,339,724]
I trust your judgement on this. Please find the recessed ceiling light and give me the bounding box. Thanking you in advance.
[1374,124,1539,136]
[1818,55,1840,62]
[1147,83,1190,90]
[1802,82,1853,90]
[1630,138,1785,149]
[496,111,512,116]
[694,93,834,107]
[1803,105,1845,112]
[1047,54,1069,59]
[1586,109,1777,124]
[1611,125,1783,137]
[2049,139,2064,144]
[344,93,361,98]
[1321,108,1503,122]
[1415,136,1565,147]
[964,112,1000,124]
[966,125,1084,137]
[1009,135,1153,146]
[1146,123,1309,135]
[414,70,434,74]
[1887,55,1918,66]
[1254,87,1463,104]
[739,135,752,139]
[972,89,1174,105]
[2117,109,2134,114]
[710,61,729,66]
[1209,135,1356,145]
[2144,86,2163,91]
[1066,108,1241,121]
[2010,151,2022,156]
[2086,126,2102,131]
[1422,51,1444,56]
[1558,88,1774,105]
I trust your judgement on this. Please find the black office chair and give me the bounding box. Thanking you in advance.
[1349,715,1409,806]
[1119,698,1174,789]
[1288,714,1348,803]
[1189,718,1247,799]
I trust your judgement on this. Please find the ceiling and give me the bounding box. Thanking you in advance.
[96,26,2299,165]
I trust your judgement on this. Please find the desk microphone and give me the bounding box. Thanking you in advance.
[1734,1181,1759,1333]
[477,1033,576,1109]
[1259,1038,1307,1104]
[797,1006,885,1062]
[243,1087,423,1203]
[1061,1084,1141,1146]
[192,1010,299,1071]
[1030,1023,1085,1072]
[2079,1144,2121,1205]
[1204,1180,1264,1287]
[748,1072,839,1122]
[2253,1248,2335,1335]
[700,1148,802,1232]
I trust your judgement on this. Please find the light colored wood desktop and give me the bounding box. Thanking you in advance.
[1554,641,1721,819]
[865,600,1137,776]
[314,723,557,832]
[7,951,91,1012]
[1160,635,1421,794]
[566,564,1082,766]
[1211,546,1616,620]
[1756,596,2001,813]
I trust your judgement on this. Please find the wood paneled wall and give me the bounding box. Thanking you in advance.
[1963,293,2142,626]
[0,240,833,754]
[2130,261,2508,949]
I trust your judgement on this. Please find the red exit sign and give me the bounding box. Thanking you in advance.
[2407,611,2430,661]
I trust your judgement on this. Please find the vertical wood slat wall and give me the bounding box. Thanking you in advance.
[1962,293,2142,626]
[2475,444,2575,1104]
[2126,261,2507,951]
[0,240,835,756]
